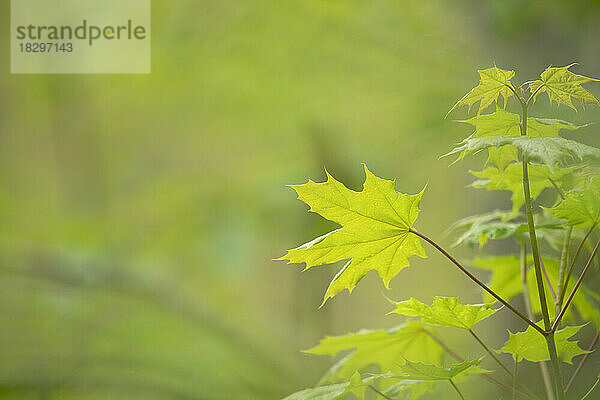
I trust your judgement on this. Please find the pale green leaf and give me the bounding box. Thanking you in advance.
[306,321,443,383]
[447,135,600,170]
[449,67,515,115]
[546,176,600,227]
[499,324,590,363]
[529,64,600,110]
[469,164,573,215]
[278,165,427,304]
[448,210,563,249]
[457,108,584,139]
[390,296,498,330]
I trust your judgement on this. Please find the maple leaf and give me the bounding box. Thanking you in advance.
[529,64,600,110]
[306,321,444,383]
[546,176,600,227]
[448,66,515,115]
[457,108,584,139]
[278,165,426,304]
[499,324,590,363]
[447,135,600,171]
[390,297,498,330]
[469,164,573,215]
[447,210,563,249]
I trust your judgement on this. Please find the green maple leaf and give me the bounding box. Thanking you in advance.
[450,108,585,171]
[394,358,484,381]
[306,321,443,383]
[383,379,436,400]
[546,176,600,227]
[448,66,515,115]
[457,108,584,139]
[447,135,600,171]
[529,64,600,110]
[390,296,498,330]
[278,165,426,304]
[499,324,590,363]
[469,163,573,215]
[447,210,563,249]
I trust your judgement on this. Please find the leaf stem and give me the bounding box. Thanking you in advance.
[368,384,393,400]
[557,224,596,310]
[552,237,600,331]
[449,379,466,400]
[565,330,600,393]
[469,329,513,378]
[519,100,564,399]
[410,229,544,335]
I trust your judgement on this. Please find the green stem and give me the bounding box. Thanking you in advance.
[449,379,466,400]
[519,100,564,400]
[521,243,555,400]
[555,227,572,316]
[580,376,600,400]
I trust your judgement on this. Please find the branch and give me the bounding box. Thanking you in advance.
[552,238,600,331]
[410,229,545,335]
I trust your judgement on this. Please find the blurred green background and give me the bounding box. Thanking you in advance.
[1,1,600,399]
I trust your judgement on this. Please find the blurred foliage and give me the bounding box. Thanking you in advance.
[0,0,599,399]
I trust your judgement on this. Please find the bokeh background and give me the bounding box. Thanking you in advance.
[1,1,600,399]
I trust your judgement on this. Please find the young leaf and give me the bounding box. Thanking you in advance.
[487,146,519,171]
[469,164,573,215]
[305,321,443,382]
[499,324,590,363]
[390,296,498,330]
[546,176,600,227]
[394,358,484,381]
[448,66,515,115]
[458,108,584,139]
[448,135,600,170]
[278,165,426,304]
[529,64,600,110]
